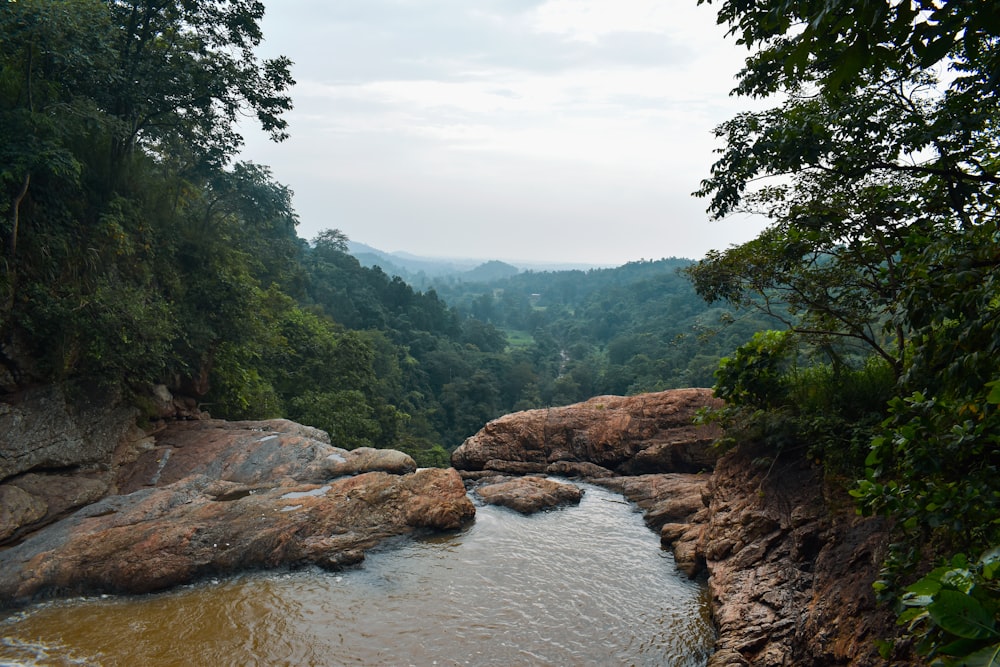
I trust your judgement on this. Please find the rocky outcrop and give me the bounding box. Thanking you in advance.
[698,446,910,666]
[0,383,206,542]
[0,419,474,606]
[0,384,136,481]
[451,388,722,475]
[452,389,913,666]
[474,475,584,514]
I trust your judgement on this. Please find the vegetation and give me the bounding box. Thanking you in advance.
[691,0,999,661]
[0,1,776,469]
[8,1,997,660]
[430,258,778,398]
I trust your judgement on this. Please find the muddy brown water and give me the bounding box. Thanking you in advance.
[0,481,714,666]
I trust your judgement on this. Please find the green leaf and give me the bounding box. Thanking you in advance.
[939,637,991,658]
[906,577,943,597]
[958,642,1000,667]
[986,381,1000,406]
[898,606,929,625]
[928,590,1000,640]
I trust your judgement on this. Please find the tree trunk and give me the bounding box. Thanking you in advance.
[5,172,30,312]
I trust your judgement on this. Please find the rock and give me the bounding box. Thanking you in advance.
[0,420,474,606]
[451,389,722,475]
[324,447,417,477]
[0,486,47,541]
[475,476,583,514]
[484,460,548,475]
[696,446,913,665]
[0,472,111,542]
[594,473,709,529]
[667,523,705,577]
[0,384,136,482]
[545,460,616,478]
[150,384,177,418]
[590,473,711,577]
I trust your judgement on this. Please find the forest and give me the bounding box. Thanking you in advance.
[0,0,773,466]
[1,1,998,663]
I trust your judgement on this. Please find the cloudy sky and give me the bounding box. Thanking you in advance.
[241,0,769,266]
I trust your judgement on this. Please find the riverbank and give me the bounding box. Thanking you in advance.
[0,480,714,666]
[450,388,916,666]
[1,385,915,664]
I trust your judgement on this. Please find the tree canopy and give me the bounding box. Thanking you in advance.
[692,0,999,661]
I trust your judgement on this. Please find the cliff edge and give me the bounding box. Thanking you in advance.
[452,388,913,666]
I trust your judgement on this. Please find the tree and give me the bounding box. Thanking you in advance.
[102,0,293,173]
[0,0,295,392]
[691,0,999,391]
[693,0,1000,659]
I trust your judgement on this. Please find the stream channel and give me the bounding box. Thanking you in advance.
[0,480,715,666]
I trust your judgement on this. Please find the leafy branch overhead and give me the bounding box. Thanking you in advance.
[692,0,999,662]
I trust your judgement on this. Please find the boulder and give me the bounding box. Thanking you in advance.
[324,447,416,477]
[451,389,722,475]
[475,476,583,514]
[0,472,111,543]
[0,419,474,606]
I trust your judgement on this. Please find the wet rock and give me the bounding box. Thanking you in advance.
[475,476,583,514]
[451,389,722,475]
[0,420,474,606]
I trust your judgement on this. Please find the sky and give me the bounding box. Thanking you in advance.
[240,0,770,266]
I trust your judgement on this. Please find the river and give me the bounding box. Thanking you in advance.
[0,481,715,666]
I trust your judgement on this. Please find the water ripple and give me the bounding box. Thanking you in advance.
[0,480,714,666]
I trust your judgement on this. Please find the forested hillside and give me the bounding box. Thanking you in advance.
[429,258,776,397]
[0,1,776,468]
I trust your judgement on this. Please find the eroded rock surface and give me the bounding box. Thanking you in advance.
[698,447,910,666]
[0,419,474,606]
[451,388,912,665]
[0,384,136,481]
[451,388,722,475]
[475,476,583,514]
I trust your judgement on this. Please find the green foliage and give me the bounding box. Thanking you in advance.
[896,549,1000,665]
[432,259,778,406]
[855,384,1000,560]
[287,390,381,450]
[705,330,895,471]
[698,0,1000,656]
[713,330,793,409]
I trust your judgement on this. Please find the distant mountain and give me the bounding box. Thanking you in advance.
[347,242,481,282]
[464,260,520,282]
[346,241,604,287]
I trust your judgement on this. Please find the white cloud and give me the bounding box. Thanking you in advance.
[529,0,683,42]
[242,0,766,264]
